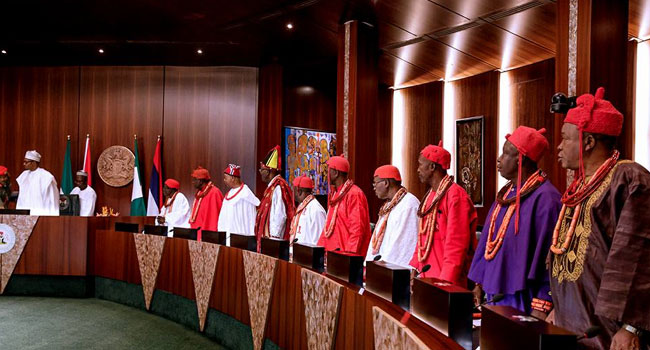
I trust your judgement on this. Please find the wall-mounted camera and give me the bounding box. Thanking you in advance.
[550,93,577,114]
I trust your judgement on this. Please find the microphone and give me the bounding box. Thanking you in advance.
[414,264,431,277]
[576,326,601,341]
[474,294,505,310]
[334,248,341,252]
[292,238,299,243]
[372,254,382,262]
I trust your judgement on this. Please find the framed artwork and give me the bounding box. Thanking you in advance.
[283,126,337,195]
[456,116,484,206]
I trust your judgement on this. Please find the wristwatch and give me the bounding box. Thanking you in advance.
[623,324,643,336]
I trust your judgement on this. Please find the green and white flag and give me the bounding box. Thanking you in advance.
[130,137,146,216]
[60,136,73,195]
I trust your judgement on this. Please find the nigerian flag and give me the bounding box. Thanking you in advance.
[130,137,146,216]
[60,136,73,195]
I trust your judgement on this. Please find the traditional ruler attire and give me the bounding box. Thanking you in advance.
[317,156,372,256]
[70,171,97,217]
[16,151,59,216]
[0,166,10,209]
[469,127,561,314]
[159,179,190,237]
[255,146,295,241]
[409,142,477,287]
[288,176,326,245]
[188,167,223,241]
[218,165,260,236]
[365,165,419,267]
[549,88,650,350]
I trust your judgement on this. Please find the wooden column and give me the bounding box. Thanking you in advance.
[256,63,283,196]
[555,0,631,164]
[336,20,385,219]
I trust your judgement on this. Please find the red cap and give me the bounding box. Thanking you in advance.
[374,165,402,181]
[327,156,350,173]
[164,179,180,190]
[293,175,314,189]
[564,87,623,136]
[506,126,549,162]
[224,164,241,177]
[191,166,211,180]
[420,141,451,170]
[0,166,7,176]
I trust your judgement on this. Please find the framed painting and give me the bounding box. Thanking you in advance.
[283,126,337,196]
[456,116,484,206]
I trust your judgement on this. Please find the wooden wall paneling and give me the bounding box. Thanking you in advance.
[155,237,195,300]
[507,59,563,191]
[452,71,500,222]
[265,260,308,349]
[283,84,336,132]
[0,66,80,193]
[93,229,141,284]
[13,217,88,276]
[78,66,164,215]
[622,40,637,159]
[399,81,444,199]
[256,64,283,197]
[209,246,250,325]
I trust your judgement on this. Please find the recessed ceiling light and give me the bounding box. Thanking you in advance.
[98,49,104,54]
[286,23,293,29]
[197,49,203,54]
[1,50,6,55]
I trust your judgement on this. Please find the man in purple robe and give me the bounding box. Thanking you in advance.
[469,126,561,319]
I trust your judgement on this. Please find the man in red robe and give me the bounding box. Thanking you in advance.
[317,156,372,256]
[188,167,223,241]
[255,145,295,244]
[409,141,477,287]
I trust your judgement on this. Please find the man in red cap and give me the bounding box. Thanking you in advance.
[157,178,191,237]
[288,175,326,245]
[549,88,650,350]
[219,164,260,237]
[469,126,561,318]
[0,166,10,209]
[409,141,477,287]
[188,167,223,240]
[255,146,295,243]
[366,165,419,267]
[317,156,371,256]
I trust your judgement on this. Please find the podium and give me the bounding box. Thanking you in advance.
[326,250,364,286]
[481,305,576,350]
[173,227,198,240]
[115,222,139,233]
[365,261,410,309]
[230,233,257,252]
[411,277,473,350]
[202,230,227,245]
[143,225,168,236]
[292,243,325,273]
[260,237,289,261]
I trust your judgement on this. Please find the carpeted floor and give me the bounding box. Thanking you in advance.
[0,296,226,350]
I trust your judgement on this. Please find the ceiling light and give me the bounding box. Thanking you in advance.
[197,49,203,54]
[1,50,6,55]
[286,23,293,29]
[98,49,104,54]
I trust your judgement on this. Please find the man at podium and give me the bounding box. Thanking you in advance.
[70,171,97,216]
[16,150,59,216]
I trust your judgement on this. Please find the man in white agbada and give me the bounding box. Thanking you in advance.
[366,165,419,267]
[218,164,260,239]
[288,176,326,245]
[70,171,96,216]
[156,179,190,237]
[16,150,60,216]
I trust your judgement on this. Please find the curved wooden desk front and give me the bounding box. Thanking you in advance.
[8,217,462,350]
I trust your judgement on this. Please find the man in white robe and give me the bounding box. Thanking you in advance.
[218,164,260,239]
[366,165,419,267]
[16,150,59,216]
[157,179,190,237]
[288,176,326,245]
[70,171,97,216]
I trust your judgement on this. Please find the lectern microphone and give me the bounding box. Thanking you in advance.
[576,326,601,341]
[412,264,431,279]
[474,293,505,310]
[372,254,382,262]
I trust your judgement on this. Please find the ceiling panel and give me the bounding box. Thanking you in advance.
[374,0,468,36]
[630,0,650,39]
[429,0,532,19]
[386,39,496,81]
[491,2,557,53]
[378,52,442,87]
[435,23,554,71]
[378,22,417,47]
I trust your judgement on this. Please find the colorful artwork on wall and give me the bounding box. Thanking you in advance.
[456,116,484,206]
[284,126,336,195]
